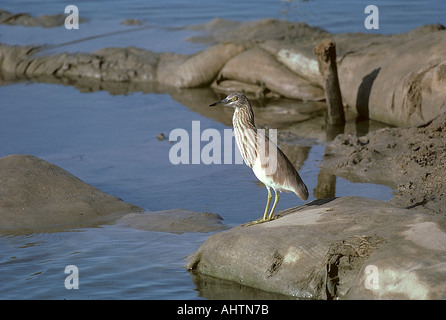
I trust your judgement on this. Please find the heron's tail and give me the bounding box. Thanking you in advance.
[294,175,309,201]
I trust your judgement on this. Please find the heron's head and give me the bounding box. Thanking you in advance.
[209,92,250,109]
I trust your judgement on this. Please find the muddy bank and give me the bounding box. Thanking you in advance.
[187,196,446,299]
[0,154,226,234]
[1,18,445,126]
[320,112,446,215]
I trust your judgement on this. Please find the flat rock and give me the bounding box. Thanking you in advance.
[186,196,446,299]
[115,209,227,234]
[0,154,143,234]
[0,9,67,28]
[215,46,324,101]
[157,43,245,88]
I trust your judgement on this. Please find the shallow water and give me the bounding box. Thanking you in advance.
[0,1,442,300]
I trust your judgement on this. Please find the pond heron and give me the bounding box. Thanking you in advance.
[210,92,309,224]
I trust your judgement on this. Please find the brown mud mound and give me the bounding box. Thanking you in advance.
[320,112,446,215]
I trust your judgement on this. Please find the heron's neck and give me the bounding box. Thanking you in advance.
[233,106,256,131]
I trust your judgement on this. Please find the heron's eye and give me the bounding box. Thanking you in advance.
[231,96,238,101]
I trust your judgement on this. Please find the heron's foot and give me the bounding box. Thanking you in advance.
[242,215,277,227]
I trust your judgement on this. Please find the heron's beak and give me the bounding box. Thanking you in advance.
[209,98,228,107]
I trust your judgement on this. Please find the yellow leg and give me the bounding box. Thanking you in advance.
[261,187,272,221]
[267,189,280,220]
[243,187,275,226]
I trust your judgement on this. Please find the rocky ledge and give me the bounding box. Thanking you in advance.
[186,196,446,299]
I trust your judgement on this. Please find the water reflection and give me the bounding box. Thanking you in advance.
[190,270,298,300]
[314,123,344,199]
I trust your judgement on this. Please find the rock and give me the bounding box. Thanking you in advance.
[259,41,323,86]
[335,24,446,127]
[0,155,143,234]
[186,196,446,299]
[0,44,161,83]
[115,209,227,234]
[0,9,67,28]
[215,46,324,101]
[157,43,245,88]
[157,133,166,141]
[93,47,160,82]
[120,18,145,26]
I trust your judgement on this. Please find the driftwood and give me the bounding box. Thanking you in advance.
[314,39,345,126]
